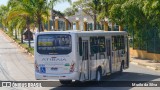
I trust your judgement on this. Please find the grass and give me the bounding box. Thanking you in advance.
[4,31,34,55]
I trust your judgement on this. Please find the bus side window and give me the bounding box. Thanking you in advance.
[112,36,120,51]
[112,36,115,51]
[98,37,105,52]
[121,36,125,54]
[121,36,125,49]
[90,37,98,54]
[79,37,82,56]
[106,40,111,56]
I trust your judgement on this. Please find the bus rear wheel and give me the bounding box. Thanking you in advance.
[119,61,124,74]
[96,69,102,81]
[59,80,72,85]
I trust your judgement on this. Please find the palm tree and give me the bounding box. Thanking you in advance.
[7,0,71,47]
[70,0,102,30]
[7,0,33,47]
[49,0,71,30]
[7,0,51,47]
[15,17,26,43]
[0,5,8,31]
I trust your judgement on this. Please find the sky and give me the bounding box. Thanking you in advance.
[0,0,77,12]
[0,0,8,6]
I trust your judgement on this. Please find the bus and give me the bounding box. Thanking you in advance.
[34,30,129,84]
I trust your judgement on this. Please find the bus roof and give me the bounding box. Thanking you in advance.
[36,30,127,35]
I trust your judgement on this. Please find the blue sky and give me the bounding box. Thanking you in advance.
[54,1,71,12]
[0,0,8,6]
[0,0,74,12]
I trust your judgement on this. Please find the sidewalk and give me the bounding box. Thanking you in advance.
[130,57,160,71]
[0,29,34,57]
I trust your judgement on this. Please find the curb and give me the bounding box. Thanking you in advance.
[0,30,34,58]
[130,61,160,71]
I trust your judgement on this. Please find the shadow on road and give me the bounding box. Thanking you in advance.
[50,72,160,90]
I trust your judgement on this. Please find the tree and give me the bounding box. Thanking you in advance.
[0,5,8,30]
[142,0,160,53]
[49,0,71,30]
[6,0,72,47]
[70,0,102,30]
[109,0,127,31]
[143,0,160,28]
[64,7,76,16]
[7,0,34,47]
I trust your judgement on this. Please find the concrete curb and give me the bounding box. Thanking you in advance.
[130,61,160,71]
[0,30,34,58]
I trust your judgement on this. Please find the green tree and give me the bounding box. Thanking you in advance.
[7,0,34,47]
[7,0,71,47]
[0,5,8,30]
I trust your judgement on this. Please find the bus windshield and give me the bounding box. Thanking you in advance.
[37,34,71,55]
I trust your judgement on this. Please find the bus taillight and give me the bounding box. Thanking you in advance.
[35,62,39,72]
[70,63,75,72]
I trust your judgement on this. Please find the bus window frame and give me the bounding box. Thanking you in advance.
[37,34,72,55]
[98,36,106,53]
[79,37,82,56]
[90,37,98,54]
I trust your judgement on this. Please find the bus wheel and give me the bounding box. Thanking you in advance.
[119,61,124,74]
[74,80,82,84]
[96,69,102,81]
[59,80,72,85]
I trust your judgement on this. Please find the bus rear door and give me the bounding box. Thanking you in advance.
[80,38,90,81]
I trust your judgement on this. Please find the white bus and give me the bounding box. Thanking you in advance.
[34,30,129,84]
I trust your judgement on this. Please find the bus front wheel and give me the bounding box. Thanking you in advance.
[59,80,72,85]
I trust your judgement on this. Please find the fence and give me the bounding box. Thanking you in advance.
[128,25,160,54]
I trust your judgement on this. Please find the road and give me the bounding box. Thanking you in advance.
[0,30,160,90]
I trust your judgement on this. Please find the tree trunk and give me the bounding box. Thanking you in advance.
[111,22,114,31]
[15,28,17,39]
[41,22,44,31]
[9,27,13,36]
[38,17,41,32]
[26,17,31,48]
[48,18,50,31]
[1,23,4,30]
[21,27,25,43]
[93,14,97,30]
[21,28,24,43]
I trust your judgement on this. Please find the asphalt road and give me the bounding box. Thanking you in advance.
[0,30,160,90]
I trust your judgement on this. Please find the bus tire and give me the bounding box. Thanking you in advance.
[119,61,124,74]
[59,80,72,85]
[96,69,102,81]
[75,80,82,84]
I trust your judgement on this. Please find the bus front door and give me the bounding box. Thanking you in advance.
[81,40,90,80]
